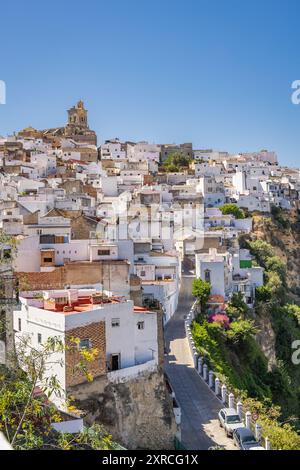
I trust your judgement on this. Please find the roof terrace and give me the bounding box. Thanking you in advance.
[19,288,155,315]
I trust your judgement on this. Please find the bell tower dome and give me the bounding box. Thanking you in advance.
[67,100,88,129]
[64,100,97,145]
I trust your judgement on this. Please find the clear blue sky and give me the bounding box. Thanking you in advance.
[0,0,300,166]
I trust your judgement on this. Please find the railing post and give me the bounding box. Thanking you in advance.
[193,352,198,368]
[265,437,271,450]
[209,370,214,388]
[174,407,181,426]
[215,377,220,396]
[190,307,195,321]
[236,401,243,419]
[221,384,227,404]
[197,357,203,375]
[245,411,251,429]
[203,364,208,382]
[228,393,234,409]
[255,423,262,442]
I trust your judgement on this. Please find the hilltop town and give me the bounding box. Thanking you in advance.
[1,101,300,450]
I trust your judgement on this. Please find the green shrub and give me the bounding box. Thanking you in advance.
[247,239,275,267]
[226,292,249,320]
[226,320,257,344]
[220,203,245,219]
[192,278,211,312]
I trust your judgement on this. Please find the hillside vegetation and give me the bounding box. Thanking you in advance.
[192,206,300,449]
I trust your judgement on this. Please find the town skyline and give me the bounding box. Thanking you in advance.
[1,0,300,167]
[1,98,297,170]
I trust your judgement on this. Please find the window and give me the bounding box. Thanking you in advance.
[37,333,42,344]
[3,249,11,260]
[111,318,120,328]
[43,257,53,263]
[140,270,146,277]
[137,321,145,330]
[79,338,92,349]
[18,318,21,331]
[98,249,110,256]
[204,269,211,283]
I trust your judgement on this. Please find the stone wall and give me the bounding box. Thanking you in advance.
[69,367,177,450]
[129,274,143,306]
[17,260,130,296]
[58,179,83,194]
[64,261,130,297]
[70,215,98,239]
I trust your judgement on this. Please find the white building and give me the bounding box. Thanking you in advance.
[133,249,180,323]
[30,151,57,177]
[100,140,126,160]
[231,249,264,306]
[197,176,225,207]
[236,194,271,213]
[127,142,160,163]
[13,289,159,408]
[195,248,231,298]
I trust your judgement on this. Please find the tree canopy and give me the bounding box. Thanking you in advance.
[162,152,192,172]
[192,278,211,312]
[0,331,118,450]
[220,203,245,219]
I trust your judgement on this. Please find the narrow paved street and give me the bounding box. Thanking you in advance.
[164,274,236,450]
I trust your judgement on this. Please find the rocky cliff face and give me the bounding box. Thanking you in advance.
[255,305,277,369]
[244,209,300,419]
[69,368,177,450]
[252,209,300,300]
[241,210,300,369]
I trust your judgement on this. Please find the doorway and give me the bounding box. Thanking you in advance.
[111,353,120,371]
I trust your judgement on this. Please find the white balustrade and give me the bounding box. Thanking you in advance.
[255,423,262,441]
[209,370,214,388]
[265,437,271,450]
[245,411,251,429]
[203,364,208,382]
[228,393,234,409]
[236,401,243,419]
[215,377,220,395]
[197,356,203,374]
[221,384,227,404]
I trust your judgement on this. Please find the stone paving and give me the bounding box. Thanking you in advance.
[164,275,236,450]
